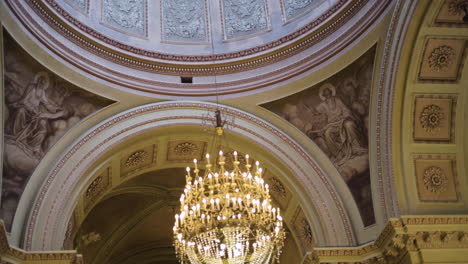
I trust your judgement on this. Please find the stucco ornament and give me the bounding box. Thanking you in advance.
[283,0,320,21]
[428,45,455,72]
[125,150,148,168]
[85,176,103,199]
[174,142,198,156]
[163,0,208,42]
[65,0,87,13]
[222,0,269,39]
[270,177,287,198]
[448,0,468,16]
[419,104,444,132]
[423,166,448,193]
[103,0,146,36]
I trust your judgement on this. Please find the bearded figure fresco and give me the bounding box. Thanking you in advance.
[262,47,376,226]
[1,31,114,230]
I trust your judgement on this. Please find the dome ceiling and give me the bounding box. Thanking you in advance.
[6,0,391,96]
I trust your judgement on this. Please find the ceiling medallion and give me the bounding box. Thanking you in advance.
[419,104,444,132]
[173,111,285,264]
[423,166,448,193]
[428,45,456,72]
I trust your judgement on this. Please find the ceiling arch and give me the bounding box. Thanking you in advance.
[21,101,362,253]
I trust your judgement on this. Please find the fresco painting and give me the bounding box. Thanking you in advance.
[262,47,376,226]
[1,31,114,230]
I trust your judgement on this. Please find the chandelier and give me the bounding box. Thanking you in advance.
[173,122,285,264]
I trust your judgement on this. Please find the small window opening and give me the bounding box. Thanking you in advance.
[181,77,193,83]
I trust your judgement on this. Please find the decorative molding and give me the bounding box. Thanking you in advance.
[120,144,157,178]
[6,0,387,78]
[419,38,466,81]
[413,96,455,142]
[101,0,147,37]
[414,155,458,202]
[0,221,83,263]
[161,0,209,43]
[221,0,270,40]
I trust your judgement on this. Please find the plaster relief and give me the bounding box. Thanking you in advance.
[264,173,291,210]
[436,0,468,25]
[167,140,206,162]
[102,0,146,36]
[414,96,454,142]
[221,0,270,40]
[84,168,112,211]
[419,39,466,81]
[1,31,114,231]
[63,0,88,13]
[262,46,376,226]
[120,145,157,178]
[291,207,314,254]
[414,156,458,202]
[162,0,208,43]
[281,0,322,22]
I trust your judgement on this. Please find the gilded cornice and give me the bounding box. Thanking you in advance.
[311,216,468,263]
[0,221,83,263]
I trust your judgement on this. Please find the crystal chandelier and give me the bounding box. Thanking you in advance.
[173,115,285,264]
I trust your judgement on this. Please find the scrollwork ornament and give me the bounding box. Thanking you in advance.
[423,166,448,193]
[428,45,456,72]
[125,150,149,168]
[419,104,444,132]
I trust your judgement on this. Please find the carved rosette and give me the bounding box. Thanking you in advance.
[125,150,149,168]
[222,0,269,39]
[423,166,448,193]
[419,104,444,132]
[174,142,198,156]
[428,45,456,72]
[162,0,208,42]
[102,0,146,36]
[282,0,320,21]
